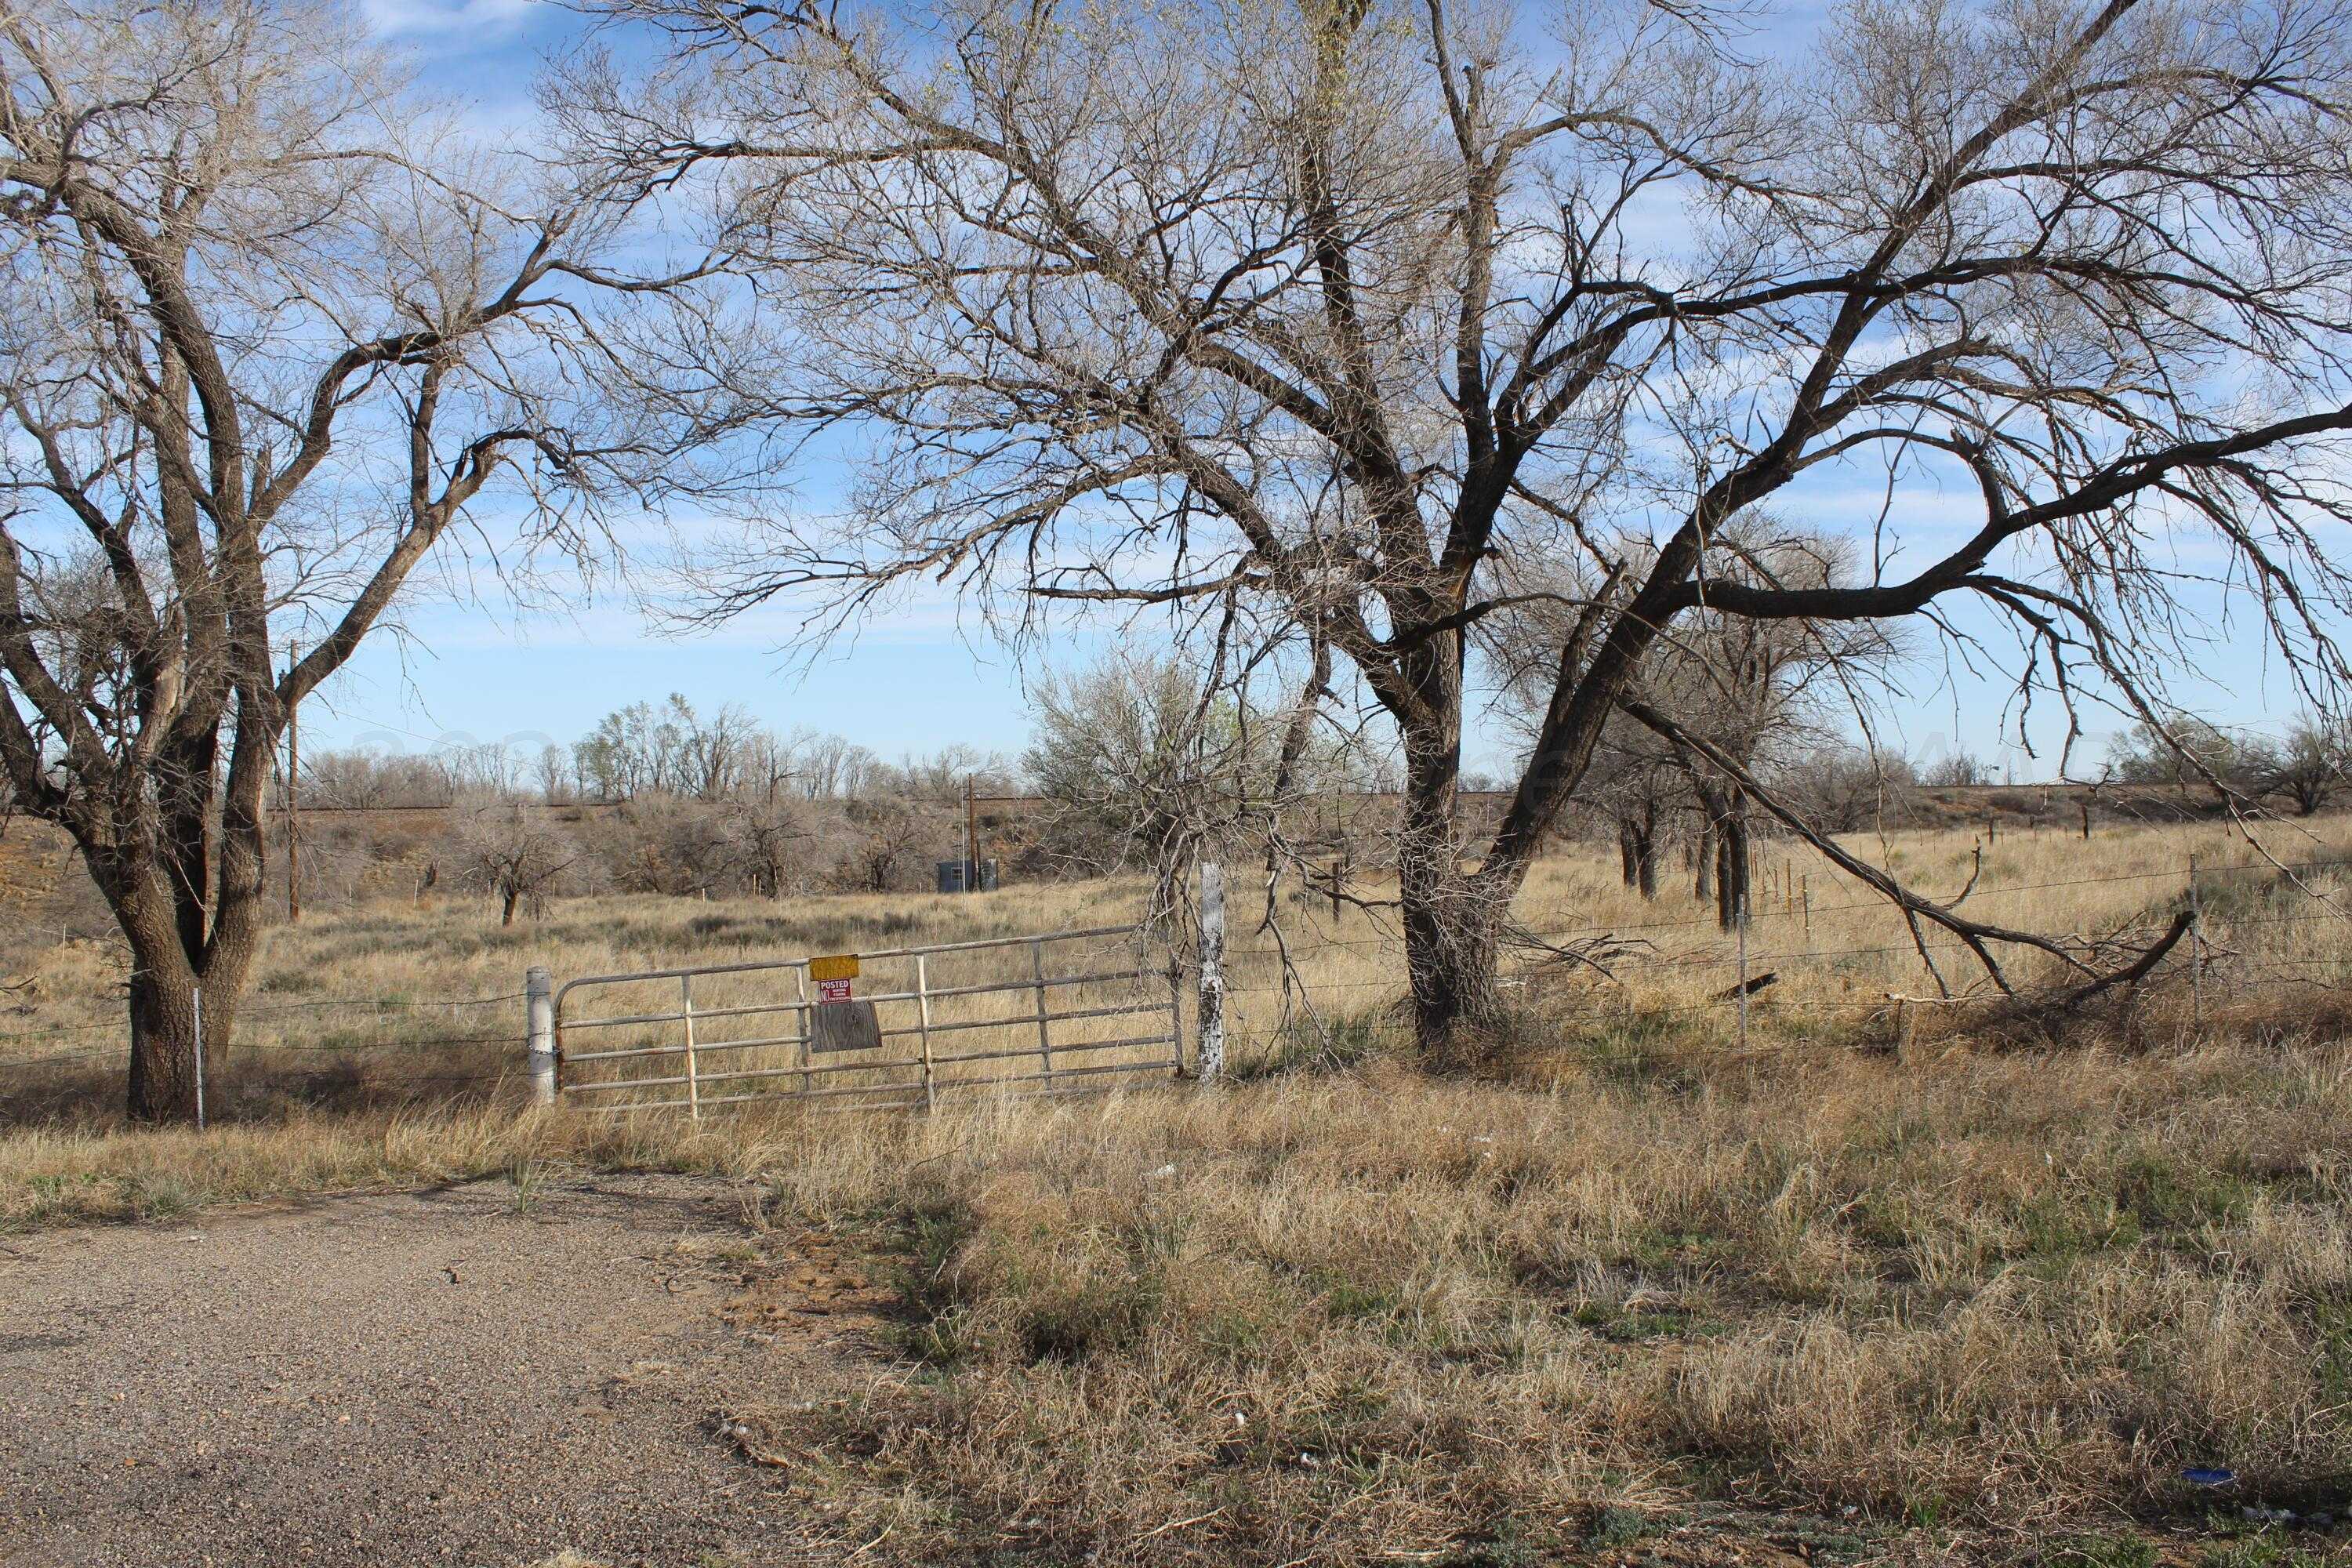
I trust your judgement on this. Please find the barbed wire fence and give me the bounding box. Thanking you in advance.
[1205,851,2352,1072]
[2,852,2347,1120]
[0,991,530,1123]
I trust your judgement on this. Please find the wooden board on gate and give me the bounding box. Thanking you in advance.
[811,999,883,1054]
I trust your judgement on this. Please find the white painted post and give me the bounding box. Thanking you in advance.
[1196,862,1225,1082]
[191,985,205,1132]
[914,953,937,1109]
[681,972,701,1122]
[525,966,557,1108]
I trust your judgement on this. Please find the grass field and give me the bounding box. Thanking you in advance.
[6,815,2352,1562]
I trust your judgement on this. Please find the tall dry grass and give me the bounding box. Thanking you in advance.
[13,1037,2341,1557]
[6,817,2352,1559]
[692,1040,2351,1562]
[3,814,2347,1099]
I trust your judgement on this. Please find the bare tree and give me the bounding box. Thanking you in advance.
[786,728,880,801]
[1498,528,1906,924]
[2249,718,2349,817]
[535,743,575,805]
[0,0,750,1118]
[597,0,2352,1056]
[1924,751,1989,789]
[1025,646,1356,913]
[722,793,808,895]
[452,795,582,925]
[2108,710,2250,797]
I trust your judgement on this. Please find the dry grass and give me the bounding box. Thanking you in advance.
[708,1043,2352,1563]
[10,1040,2349,1559]
[8,817,2352,1561]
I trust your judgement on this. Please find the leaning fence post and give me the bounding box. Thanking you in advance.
[913,953,938,1110]
[1196,861,1225,1083]
[526,966,557,1108]
[681,971,702,1121]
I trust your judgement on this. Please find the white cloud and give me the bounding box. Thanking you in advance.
[361,0,538,38]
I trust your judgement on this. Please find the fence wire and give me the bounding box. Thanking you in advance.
[3,851,2347,1108]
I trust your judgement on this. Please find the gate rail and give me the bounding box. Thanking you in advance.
[550,924,1182,1116]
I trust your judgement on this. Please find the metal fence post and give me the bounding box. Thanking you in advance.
[526,966,557,1107]
[1197,861,1225,1082]
[681,972,701,1121]
[191,985,205,1132]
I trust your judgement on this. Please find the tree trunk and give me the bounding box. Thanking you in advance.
[1632,820,1657,900]
[1695,818,1717,902]
[501,886,520,926]
[1618,824,1639,887]
[1715,806,1751,931]
[125,960,205,1125]
[1391,648,1510,1063]
[115,887,252,1124]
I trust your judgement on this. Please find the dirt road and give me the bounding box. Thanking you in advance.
[0,1174,884,1567]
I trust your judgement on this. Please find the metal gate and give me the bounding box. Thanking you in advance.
[552,924,1183,1116]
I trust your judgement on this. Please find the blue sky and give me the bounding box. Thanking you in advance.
[315,0,2321,781]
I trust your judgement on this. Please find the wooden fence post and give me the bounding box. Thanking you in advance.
[1197,862,1225,1083]
[1029,937,1055,1082]
[526,965,557,1107]
[914,953,938,1109]
[1734,906,1749,1053]
[681,972,702,1121]
[2188,855,2204,1034]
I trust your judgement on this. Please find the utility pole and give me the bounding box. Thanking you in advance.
[964,773,979,892]
[284,652,299,924]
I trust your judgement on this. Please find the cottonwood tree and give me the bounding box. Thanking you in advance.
[452,795,586,925]
[2252,720,2349,817]
[1497,528,1906,925]
[2108,710,2250,796]
[0,0,750,1118]
[1649,537,1907,927]
[1589,720,1682,900]
[597,0,2352,1056]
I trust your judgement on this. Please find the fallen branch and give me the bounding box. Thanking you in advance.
[1619,696,2110,993]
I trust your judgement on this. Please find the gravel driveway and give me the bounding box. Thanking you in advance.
[0,1174,884,1567]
